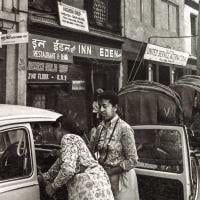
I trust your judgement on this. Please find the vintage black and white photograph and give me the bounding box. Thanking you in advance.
[0,0,199,200]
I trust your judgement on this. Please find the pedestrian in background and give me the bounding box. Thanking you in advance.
[92,88,104,128]
[38,119,114,200]
[90,91,139,200]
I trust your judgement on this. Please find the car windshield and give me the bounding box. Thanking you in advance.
[134,128,183,173]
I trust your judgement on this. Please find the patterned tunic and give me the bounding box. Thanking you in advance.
[90,114,139,198]
[43,134,114,200]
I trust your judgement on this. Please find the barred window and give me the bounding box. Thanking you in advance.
[93,0,108,26]
[85,0,121,33]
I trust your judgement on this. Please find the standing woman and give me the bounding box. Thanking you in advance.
[90,91,139,200]
[39,120,114,200]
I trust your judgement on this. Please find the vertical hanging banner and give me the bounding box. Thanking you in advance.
[58,2,89,32]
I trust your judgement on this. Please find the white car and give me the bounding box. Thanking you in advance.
[0,104,64,200]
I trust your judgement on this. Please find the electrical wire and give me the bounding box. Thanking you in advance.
[127,40,145,83]
[148,34,199,42]
[132,52,145,81]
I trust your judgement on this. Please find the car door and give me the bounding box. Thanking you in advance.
[133,125,192,200]
[0,123,40,200]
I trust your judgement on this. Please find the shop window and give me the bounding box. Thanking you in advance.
[160,0,179,34]
[159,65,170,85]
[127,60,147,82]
[27,86,59,111]
[32,94,46,109]
[85,0,121,33]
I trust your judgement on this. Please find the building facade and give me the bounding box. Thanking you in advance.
[1,0,199,132]
[123,0,188,86]
[27,0,123,131]
[184,0,199,73]
[0,0,28,105]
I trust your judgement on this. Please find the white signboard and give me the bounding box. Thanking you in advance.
[58,2,89,32]
[1,32,29,45]
[72,80,85,90]
[144,44,189,66]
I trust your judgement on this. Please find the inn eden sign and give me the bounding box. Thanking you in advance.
[29,34,122,62]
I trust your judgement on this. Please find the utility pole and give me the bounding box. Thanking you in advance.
[197,0,200,75]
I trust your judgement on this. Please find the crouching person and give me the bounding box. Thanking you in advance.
[38,120,114,200]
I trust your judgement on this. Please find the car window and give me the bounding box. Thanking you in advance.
[31,122,58,144]
[0,128,32,181]
[134,128,183,173]
[0,134,6,152]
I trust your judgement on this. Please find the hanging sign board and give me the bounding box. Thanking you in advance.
[144,44,189,66]
[1,32,28,45]
[58,2,89,32]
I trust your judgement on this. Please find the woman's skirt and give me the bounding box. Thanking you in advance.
[67,165,114,200]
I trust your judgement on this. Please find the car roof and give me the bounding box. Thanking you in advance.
[0,104,62,126]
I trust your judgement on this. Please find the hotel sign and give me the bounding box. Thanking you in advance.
[29,34,74,63]
[58,2,89,32]
[144,44,189,66]
[29,34,122,62]
[74,43,122,61]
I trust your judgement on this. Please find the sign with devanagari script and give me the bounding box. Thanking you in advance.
[58,2,89,32]
[28,34,74,63]
[1,32,28,45]
[29,34,122,61]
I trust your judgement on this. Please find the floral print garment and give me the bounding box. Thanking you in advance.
[90,114,138,171]
[43,134,114,200]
